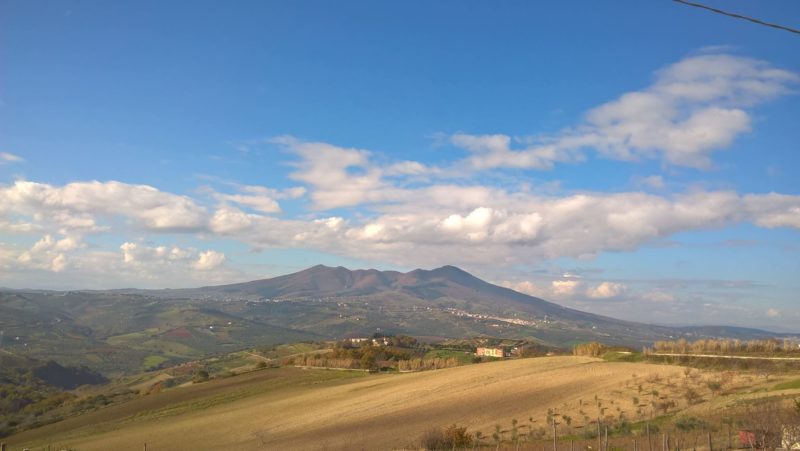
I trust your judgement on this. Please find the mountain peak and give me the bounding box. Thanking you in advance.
[307,264,337,271]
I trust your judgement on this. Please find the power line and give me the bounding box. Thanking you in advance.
[673,0,800,36]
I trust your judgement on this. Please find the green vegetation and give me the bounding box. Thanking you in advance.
[647,337,800,356]
[774,378,800,391]
[602,350,645,362]
[421,424,474,450]
[286,335,554,372]
[422,349,474,364]
[0,353,108,438]
[142,355,168,370]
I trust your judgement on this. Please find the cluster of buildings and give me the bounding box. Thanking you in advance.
[347,336,391,346]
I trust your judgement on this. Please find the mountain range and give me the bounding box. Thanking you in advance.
[158,264,784,342]
[0,264,790,375]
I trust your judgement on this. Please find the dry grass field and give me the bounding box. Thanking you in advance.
[5,356,780,450]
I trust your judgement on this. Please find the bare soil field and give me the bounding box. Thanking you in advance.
[5,356,774,450]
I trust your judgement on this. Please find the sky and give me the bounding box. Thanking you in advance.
[1,1,799,331]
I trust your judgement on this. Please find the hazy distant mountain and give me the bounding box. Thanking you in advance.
[153,265,786,345]
[1,265,790,376]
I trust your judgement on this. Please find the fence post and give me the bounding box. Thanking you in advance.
[553,421,557,451]
[1,442,5,451]
[597,418,602,451]
[707,431,712,451]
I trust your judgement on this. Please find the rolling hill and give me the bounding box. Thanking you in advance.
[0,265,788,376]
[6,356,791,451]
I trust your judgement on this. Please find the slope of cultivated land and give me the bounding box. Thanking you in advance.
[7,356,726,451]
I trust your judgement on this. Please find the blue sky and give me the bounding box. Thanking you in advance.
[1,1,799,330]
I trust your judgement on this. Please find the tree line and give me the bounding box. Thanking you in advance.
[646,338,800,355]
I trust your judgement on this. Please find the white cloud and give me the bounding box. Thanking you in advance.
[384,161,440,177]
[450,54,798,170]
[207,183,307,214]
[552,280,581,296]
[0,239,240,289]
[766,308,780,318]
[0,180,207,232]
[275,136,403,209]
[119,242,192,265]
[0,152,23,164]
[499,280,544,297]
[743,193,800,228]
[586,281,627,299]
[193,250,226,271]
[451,133,582,170]
[1,175,798,273]
[210,206,257,234]
[16,234,82,273]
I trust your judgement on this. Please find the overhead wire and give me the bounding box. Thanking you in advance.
[673,0,800,36]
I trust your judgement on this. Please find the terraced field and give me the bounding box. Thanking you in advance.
[7,356,749,450]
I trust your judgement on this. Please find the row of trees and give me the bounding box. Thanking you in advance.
[572,342,606,357]
[288,334,469,371]
[289,352,462,371]
[420,399,800,450]
[647,338,800,355]
[397,357,461,371]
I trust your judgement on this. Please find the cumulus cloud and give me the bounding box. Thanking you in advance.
[305,190,798,266]
[207,183,306,214]
[275,136,405,209]
[15,234,83,272]
[743,193,800,228]
[193,250,226,271]
[120,242,192,264]
[0,180,207,232]
[2,176,799,272]
[552,279,581,296]
[450,54,798,170]
[0,238,240,289]
[119,243,226,272]
[586,281,627,299]
[499,280,544,297]
[451,133,583,170]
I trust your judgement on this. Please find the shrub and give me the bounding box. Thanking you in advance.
[420,424,473,450]
[192,369,209,383]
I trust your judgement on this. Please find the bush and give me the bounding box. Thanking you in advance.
[421,424,473,450]
[192,369,209,383]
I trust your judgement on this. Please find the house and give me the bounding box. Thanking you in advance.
[348,337,390,346]
[476,346,508,358]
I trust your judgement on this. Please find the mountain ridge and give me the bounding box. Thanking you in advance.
[153,264,788,340]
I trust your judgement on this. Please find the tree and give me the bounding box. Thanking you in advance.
[192,368,209,383]
[493,424,502,450]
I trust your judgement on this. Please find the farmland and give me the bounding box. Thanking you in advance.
[8,355,798,450]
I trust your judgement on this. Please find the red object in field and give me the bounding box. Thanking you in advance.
[739,430,761,448]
